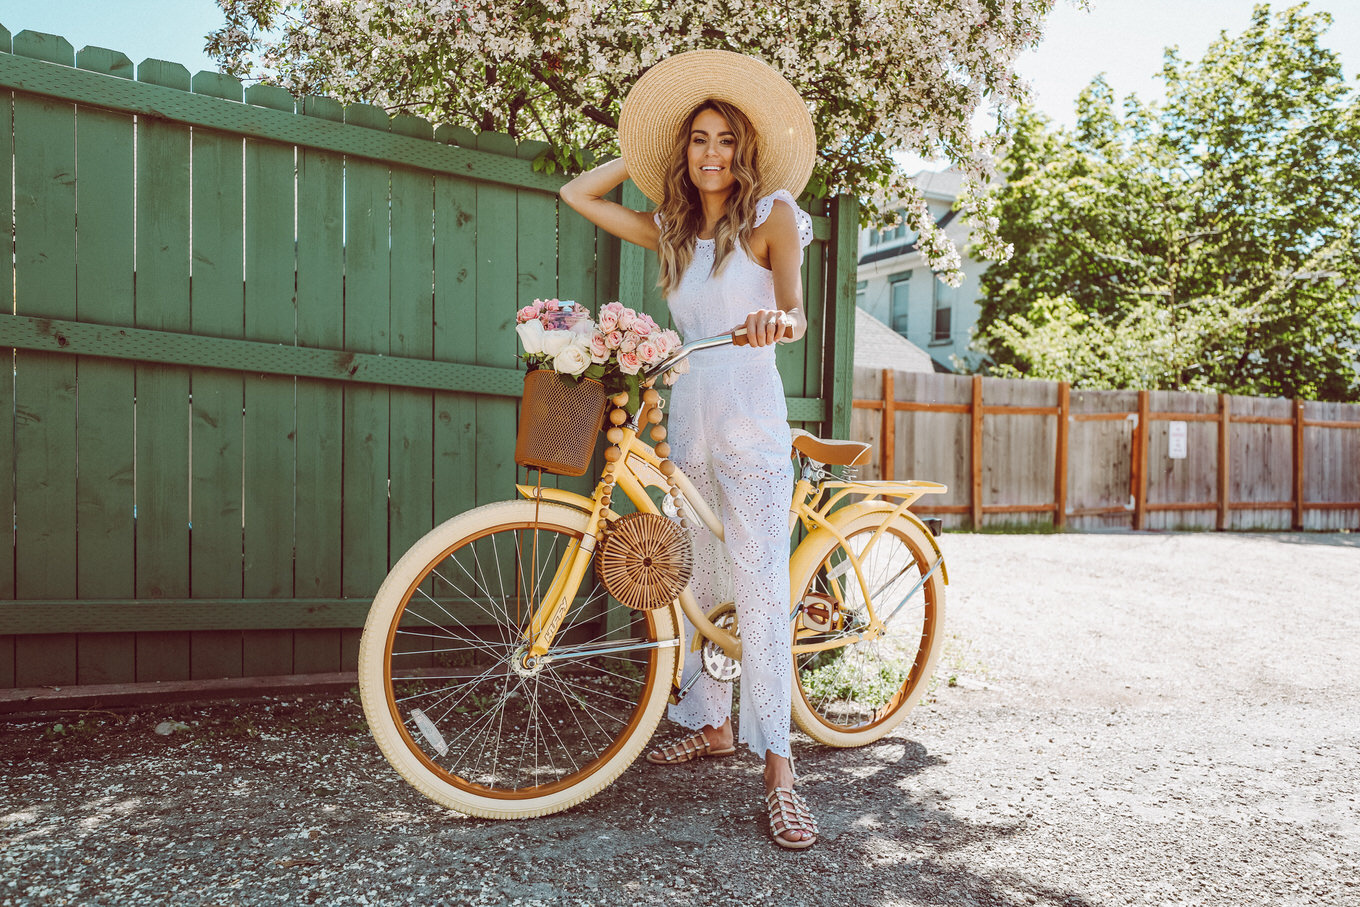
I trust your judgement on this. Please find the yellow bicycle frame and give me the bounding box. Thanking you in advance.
[513,399,948,688]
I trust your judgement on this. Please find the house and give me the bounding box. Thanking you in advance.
[853,308,936,373]
[855,169,989,373]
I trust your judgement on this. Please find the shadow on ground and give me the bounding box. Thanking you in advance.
[3,696,1095,907]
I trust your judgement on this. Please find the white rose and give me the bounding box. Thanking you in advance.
[553,340,592,377]
[516,319,546,355]
[541,329,573,358]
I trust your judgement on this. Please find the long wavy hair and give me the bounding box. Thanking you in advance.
[655,99,765,298]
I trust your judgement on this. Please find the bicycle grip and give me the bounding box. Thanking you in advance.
[731,327,750,347]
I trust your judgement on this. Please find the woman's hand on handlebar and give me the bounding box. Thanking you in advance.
[733,308,796,347]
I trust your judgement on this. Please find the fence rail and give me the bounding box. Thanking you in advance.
[853,369,1360,531]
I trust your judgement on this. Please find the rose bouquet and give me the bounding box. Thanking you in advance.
[515,298,690,412]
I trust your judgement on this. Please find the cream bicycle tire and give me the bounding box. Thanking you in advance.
[358,499,679,819]
[790,512,946,747]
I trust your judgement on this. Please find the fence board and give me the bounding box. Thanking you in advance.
[77,633,135,685]
[1303,400,1360,530]
[432,156,481,525]
[133,59,193,680]
[389,120,437,566]
[1067,390,1138,530]
[0,637,14,689]
[74,50,138,683]
[1229,395,1293,530]
[0,26,12,616]
[189,72,248,679]
[894,372,972,526]
[242,84,298,609]
[981,376,1057,527]
[340,102,393,613]
[473,131,520,507]
[15,634,76,687]
[293,96,345,675]
[1144,391,1219,531]
[553,158,606,501]
[13,43,78,618]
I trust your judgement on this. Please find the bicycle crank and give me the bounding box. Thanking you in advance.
[699,602,741,683]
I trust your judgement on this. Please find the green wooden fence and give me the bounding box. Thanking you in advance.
[0,25,858,689]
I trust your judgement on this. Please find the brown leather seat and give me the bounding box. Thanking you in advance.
[790,428,871,467]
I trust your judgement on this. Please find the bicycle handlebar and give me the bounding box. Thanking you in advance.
[640,328,748,383]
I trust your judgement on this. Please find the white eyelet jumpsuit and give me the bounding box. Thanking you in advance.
[659,190,815,761]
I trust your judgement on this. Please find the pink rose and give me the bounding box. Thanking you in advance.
[589,332,610,363]
[636,339,661,364]
[516,305,539,324]
[616,308,636,331]
[618,350,642,375]
[605,330,624,349]
[620,331,640,352]
[633,313,659,336]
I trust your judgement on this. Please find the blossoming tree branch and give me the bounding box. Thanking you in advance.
[208,0,1064,284]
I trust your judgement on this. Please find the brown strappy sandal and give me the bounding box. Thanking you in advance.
[765,786,819,850]
[645,731,736,765]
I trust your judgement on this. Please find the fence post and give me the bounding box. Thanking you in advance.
[879,368,895,480]
[971,375,984,529]
[1055,381,1069,528]
[823,195,860,442]
[1293,398,1305,530]
[1217,393,1231,531]
[1132,390,1149,530]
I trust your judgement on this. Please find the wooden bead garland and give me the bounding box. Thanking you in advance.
[597,392,690,534]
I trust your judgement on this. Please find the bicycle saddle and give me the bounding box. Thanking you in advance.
[790,428,872,467]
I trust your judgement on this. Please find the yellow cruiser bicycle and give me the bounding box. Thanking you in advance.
[357,331,949,818]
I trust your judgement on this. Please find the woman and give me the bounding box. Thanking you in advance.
[559,49,819,850]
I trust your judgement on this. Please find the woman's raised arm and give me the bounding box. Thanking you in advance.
[559,157,660,251]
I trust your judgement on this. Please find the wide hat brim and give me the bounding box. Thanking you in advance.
[618,49,816,206]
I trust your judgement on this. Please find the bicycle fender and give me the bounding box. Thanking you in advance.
[796,501,949,586]
[515,484,599,514]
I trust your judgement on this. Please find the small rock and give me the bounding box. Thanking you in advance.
[155,720,190,736]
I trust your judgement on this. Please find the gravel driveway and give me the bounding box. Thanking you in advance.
[4,530,1358,906]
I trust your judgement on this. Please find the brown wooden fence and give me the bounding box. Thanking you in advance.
[852,368,1360,531]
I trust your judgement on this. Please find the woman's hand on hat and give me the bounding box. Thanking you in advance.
[736,308,796,347]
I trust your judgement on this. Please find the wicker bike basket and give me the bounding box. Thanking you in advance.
[513,369,608,476]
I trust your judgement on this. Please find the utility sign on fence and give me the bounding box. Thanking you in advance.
[1168,421,1188,459]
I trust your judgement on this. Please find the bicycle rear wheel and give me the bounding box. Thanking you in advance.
[790,511,945,747]
[358,500,678,818]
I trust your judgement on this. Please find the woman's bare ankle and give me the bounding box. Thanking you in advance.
[763,754,796,792]
[702,721,733,749]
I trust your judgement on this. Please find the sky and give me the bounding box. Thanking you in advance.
[1,0,1356,135]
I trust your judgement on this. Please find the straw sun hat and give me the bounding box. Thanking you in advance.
[617,49,816,206]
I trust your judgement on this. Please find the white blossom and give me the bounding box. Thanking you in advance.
[208,0,1062,279]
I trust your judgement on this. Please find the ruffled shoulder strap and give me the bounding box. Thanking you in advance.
[754,190,813,249]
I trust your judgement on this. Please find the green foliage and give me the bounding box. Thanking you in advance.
[976,4,1360,401]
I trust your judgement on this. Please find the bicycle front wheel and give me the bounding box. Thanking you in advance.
[790,512,946,747]
[358,499,678,818]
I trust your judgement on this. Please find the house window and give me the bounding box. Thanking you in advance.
[931,278,951,344]
[855,280,867,310]
[890,274,911,335]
